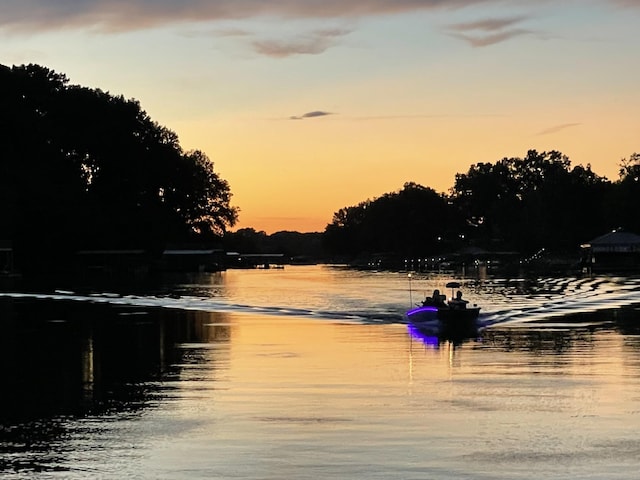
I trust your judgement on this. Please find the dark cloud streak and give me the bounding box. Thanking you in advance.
[537,123,581,135]
[289,111,335,120]
[451,28,533,47]
[448,16,529,32]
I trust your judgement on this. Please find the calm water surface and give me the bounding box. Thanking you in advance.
[1,265,640,479]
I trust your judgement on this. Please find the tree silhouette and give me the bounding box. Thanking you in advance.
[0,63,237,273]
[324,150,630,265]
[324,182,462,258]
[611,153,640,233]
[451,150,611,253]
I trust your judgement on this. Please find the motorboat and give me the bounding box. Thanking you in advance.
[405,282,480,335]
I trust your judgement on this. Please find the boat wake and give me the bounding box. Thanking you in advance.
[0,291,405,324]
[478,276,640,328]
[1,275,639,329]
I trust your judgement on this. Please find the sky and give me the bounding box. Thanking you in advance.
[1,1,639,233]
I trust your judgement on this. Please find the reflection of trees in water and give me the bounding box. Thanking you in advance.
[613,308,640,336]
[613,308,640,375]
[0,299,231,420]
[0,298,230,474]
[0,418,70,473]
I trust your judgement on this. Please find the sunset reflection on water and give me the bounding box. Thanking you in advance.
[1,267,640,478]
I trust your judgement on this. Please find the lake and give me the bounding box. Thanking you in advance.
[1,265,640,479]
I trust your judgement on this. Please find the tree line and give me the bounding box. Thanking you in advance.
[323,150,640,263]
[2,63,637,274]
[0,64,237,274]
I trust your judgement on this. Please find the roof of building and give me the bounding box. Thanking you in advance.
[163,249,222,255]
[585,229,640,247]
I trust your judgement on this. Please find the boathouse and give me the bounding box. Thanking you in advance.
[160,248,225,272]
[580,229,640,272]
[0,241,14,274]
[225,252,286,269]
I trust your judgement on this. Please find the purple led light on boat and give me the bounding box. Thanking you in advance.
[406,306,438,316]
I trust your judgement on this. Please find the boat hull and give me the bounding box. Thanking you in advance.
[406,305,481,338]
[437,307,480,337]
[437,307,480,323]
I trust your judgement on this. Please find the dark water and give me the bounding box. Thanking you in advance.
[1,266,640,479]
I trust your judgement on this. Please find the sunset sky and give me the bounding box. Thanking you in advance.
[2,1,639,233]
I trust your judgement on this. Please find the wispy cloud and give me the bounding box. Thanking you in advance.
[2,1,638,34]
[446,15,534,47]
[0,1,527,34]
[451,28,533,47]
[289,111,335,120]
[537,123,581,135]
[178,26,251,40]
[253,28,352,57]
[448,16,528,32]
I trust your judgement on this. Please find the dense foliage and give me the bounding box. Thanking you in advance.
[324,183,463,258]
[223,228,325,261]
[0,63,237,272]
[324,150,639,260]
[450,150,611,253]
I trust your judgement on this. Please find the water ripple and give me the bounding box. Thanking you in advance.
[2,274,640,329]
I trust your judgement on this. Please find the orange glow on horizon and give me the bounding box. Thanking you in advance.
[180,109,631,234]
